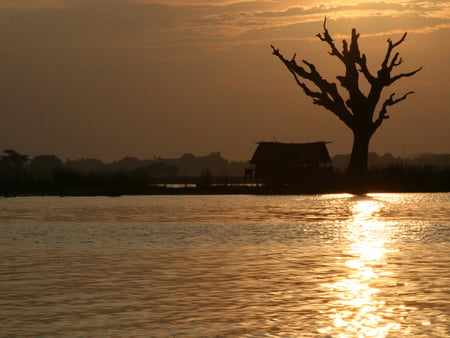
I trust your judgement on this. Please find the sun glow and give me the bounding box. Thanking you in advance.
[320,197,403,337]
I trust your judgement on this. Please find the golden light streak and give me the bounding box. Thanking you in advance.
[320,196,403,337]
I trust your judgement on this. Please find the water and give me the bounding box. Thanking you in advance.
[0,193,449,337]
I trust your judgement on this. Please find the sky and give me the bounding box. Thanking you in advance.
[0,0,449,162]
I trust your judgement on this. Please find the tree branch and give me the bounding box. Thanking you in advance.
[316,17,345,62]
[382,33,407,69]
[365,32,421,114]
[271,44,354,127]
[389,52,402,71]
[357,54,376,84]
[373,91,414,130]
[389,66,423,85]
[377,32,423,86]
[316,21,368,112]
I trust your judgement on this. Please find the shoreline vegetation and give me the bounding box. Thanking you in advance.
[1,150,449,197]
[2,167,449,197]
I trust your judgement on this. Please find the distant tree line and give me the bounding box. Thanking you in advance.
[0,150,249,196]
[332,152,450,172]
[1,149,449,196]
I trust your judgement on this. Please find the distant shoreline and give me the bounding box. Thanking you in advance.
[2,183,450,198]
[2,150,449,198]
[2,158,450,197]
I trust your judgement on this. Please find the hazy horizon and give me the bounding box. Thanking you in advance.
[5,146,450,164]
[1,0,449,162]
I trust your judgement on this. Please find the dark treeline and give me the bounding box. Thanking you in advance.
[1,149,449,196]
[0,150,249,196]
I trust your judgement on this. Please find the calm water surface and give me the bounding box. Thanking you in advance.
[0,193,449,337]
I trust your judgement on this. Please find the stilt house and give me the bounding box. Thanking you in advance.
[250,141,331,186]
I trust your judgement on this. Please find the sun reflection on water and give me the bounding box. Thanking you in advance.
[320,196,402,338]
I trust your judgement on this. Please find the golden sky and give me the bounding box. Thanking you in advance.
[0,0,449,161]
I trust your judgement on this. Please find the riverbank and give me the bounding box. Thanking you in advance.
[2,166,449,197]
[2,183,450,197]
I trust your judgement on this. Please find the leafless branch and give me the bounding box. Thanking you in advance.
[357,54,376,84]
[373,91,415,130]
[389,52,402,71]
[382,33,407,69]
[316,17,344,62]
[389,66,423,85]
[271,43,353,127]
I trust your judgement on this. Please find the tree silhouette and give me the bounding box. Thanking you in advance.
[271,19,421,175]
[0,149,29,175]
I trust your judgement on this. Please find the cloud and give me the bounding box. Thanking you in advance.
[156,0,450,47]
[0,0,448,51]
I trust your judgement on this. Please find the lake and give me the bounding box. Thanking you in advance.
[0,193,449,337]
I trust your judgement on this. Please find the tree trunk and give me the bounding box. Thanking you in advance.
[347,129,371,175]
[346,130,372,194]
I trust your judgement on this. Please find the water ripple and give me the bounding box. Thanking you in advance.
[0,193,449,336]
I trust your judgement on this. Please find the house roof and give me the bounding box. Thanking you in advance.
[250,141,331,165]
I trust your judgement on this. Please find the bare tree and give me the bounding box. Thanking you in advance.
[271,18,421,175]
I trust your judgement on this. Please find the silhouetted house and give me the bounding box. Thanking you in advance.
[250,141,332,186]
